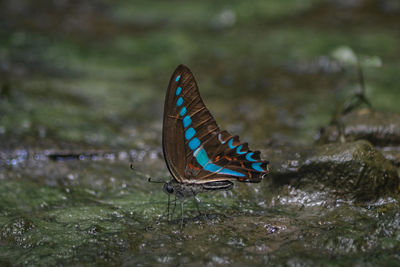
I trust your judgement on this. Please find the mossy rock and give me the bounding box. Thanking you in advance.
[265,140,399,201]
[317,109,400,147]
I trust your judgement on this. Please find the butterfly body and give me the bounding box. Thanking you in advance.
[163,180,234,200]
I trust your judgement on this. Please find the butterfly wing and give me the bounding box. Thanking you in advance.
[188,130,269,183]
[163,64,219,183]
[162,64,268,184]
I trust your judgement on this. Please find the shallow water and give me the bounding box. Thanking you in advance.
[1,0,400,265]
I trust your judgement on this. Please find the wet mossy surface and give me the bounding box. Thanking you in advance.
[1,0,400,265]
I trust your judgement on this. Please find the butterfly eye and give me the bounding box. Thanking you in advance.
[163,183,174,194]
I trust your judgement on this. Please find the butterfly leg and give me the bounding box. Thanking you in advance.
[166,193,171,221]
[180,200,185,231]
[170,195,177,221]
[192,195,203,218]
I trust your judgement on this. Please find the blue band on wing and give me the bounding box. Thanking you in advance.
[183,115,192,127]
[204,163,222,172]
[252,162,263,172]
[175,75,181,82]
[193,147,246,177]
[195,148,209,166]
[246,152,257,162]
[219,168,245,177]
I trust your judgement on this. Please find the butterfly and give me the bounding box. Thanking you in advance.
[160,64,269,226]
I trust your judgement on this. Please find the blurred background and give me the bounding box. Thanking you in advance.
[1,0,399,151]
[1,0,400,265]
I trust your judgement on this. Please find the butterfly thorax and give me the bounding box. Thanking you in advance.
[163,180,234,200]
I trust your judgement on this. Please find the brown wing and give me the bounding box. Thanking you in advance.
[162,64,268,184]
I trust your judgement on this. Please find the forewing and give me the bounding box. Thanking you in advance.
[162,64,219,183]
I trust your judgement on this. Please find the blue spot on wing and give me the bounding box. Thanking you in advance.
[246,152,257,162]
[185,127,196,140]
[175,75,181,82]
[176,87,182,96]
[177,97,183,106]
[183,115,192,127]
[252,162,263,172]
[228,139,237,149]
[188,138,200,150]
[180,107,187,117]
[236,145,246,154]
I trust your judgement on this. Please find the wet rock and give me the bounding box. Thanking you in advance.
[316,109,400,166]
[264,140,399,201]
[0,217,35,248]
[317,109,400,147]
[379,146,400,167]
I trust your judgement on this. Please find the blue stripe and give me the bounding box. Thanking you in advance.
[183,115,192,128]
[188,138,200,150]
[185,127,196,140]
[195,148,209,166]
[228,139,236,149]
[175,75,181,82]
[245,152,257,162]
[177,97,183,106]
[219,168,245,177]
[176,87,182,96]
[180,107,187,117]
[252,162,263,172]
[204,163,222,172]
[236,145,246,154]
